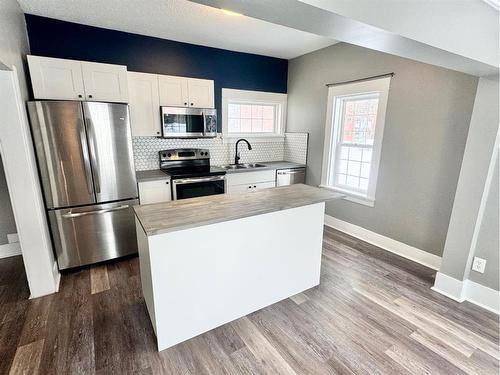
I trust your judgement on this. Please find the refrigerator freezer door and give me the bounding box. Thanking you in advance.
[83,102,138,203]
[27,101,96,209]
[48,199,139,269]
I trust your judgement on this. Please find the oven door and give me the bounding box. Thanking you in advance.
[172,176,226,200]
[162,107,205,138]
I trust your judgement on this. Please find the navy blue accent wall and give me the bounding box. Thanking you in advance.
[25,14,288,132]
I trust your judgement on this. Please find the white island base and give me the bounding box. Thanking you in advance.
[136,202,325,351]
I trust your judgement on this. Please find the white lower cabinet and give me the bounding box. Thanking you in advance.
[226,170,276,194]
[138,180,172,204]
[228,181,275,194]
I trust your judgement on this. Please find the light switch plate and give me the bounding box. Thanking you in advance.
[472,257,486,273]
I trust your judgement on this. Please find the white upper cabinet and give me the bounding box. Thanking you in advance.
[27,55,85,100]
[81,61,128,103]
[158,75,189,107]
[127,72,161,137]
[159,75,214,108]
[27,55,128,103]
[187,78,214,108]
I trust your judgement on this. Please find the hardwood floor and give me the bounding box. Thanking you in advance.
[1,227,498,374]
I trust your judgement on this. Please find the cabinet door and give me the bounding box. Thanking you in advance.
[158,75,189,107]
[253,181,276,190]
[227,183,253,195]
[27,55,85,100]
[81,61,129,103]
[187,78,214,108]
[138,180,172,204]
[227,181,275,194]
[128,72,161,136]
[225,169,276,186]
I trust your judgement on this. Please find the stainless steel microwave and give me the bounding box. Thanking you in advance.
[161,107,217,138]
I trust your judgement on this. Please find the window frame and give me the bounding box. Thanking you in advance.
[222,88,287,142]
[320,77,391,207]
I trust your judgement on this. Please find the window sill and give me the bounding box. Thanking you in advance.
[222,134,285,144]
[319,185,375,207]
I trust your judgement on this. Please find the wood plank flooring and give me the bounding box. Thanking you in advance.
[0,227,498,374]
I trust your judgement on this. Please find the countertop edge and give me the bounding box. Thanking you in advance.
[136,191,342,237]
[135,161,306,182]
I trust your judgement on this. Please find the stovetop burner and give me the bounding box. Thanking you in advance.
[159,148,226,179]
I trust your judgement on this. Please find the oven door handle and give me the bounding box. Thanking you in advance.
[173,176,226,185]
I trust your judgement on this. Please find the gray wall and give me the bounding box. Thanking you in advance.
[287,43,478,256]
[0,0,31,245]
[469,155,499,290]
[0,0,30,99]
[0,154,17,244]
[439,76,499,284]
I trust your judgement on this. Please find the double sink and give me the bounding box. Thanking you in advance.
[220,163,267,170]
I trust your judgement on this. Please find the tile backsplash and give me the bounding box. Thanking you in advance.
[132,133,308,171]
[284,133,309,164]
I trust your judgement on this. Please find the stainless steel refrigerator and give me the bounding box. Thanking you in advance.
[27,101,139,269]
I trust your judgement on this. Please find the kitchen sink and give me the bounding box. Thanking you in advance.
[220,163,267,170]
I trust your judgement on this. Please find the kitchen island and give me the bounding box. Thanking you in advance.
[134,184,342,351]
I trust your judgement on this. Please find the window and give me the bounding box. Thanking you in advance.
[321,76,391,206]
[222,88,287,140]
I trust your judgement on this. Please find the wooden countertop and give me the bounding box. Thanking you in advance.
[136,169,170,183]
[134,184,343,236]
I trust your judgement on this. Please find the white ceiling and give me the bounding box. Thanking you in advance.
[17,0,336,59]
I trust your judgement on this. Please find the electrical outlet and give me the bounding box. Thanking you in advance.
[472,257,486,273]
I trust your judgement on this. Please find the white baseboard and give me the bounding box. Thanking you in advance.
[0,241,22,259]
[324,215,442,270]
[433,272,499,314]
[464,280,499,314]
[7,232,19,243]
[431,272,466,302]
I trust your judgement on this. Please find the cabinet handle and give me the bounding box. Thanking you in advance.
[156,131,160,134]
[88,95,93,99]
[190,103,194,106]
[184,102,187,106]
[78,94,83,98]
[254,185,257,188]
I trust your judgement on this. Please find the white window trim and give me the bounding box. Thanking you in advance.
[320,77,391,207]
[221,88,287,143]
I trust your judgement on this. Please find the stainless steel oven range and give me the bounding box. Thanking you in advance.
[159,149,226,200]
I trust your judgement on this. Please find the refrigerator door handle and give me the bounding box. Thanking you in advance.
[79,119,94,195]
[85,116,101,193]
[62,204,129,218]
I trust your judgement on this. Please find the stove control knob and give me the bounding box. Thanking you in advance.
[167,153,172,157]
[162,153,167,158]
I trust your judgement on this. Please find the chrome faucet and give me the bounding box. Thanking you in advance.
[234,139,252,165]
